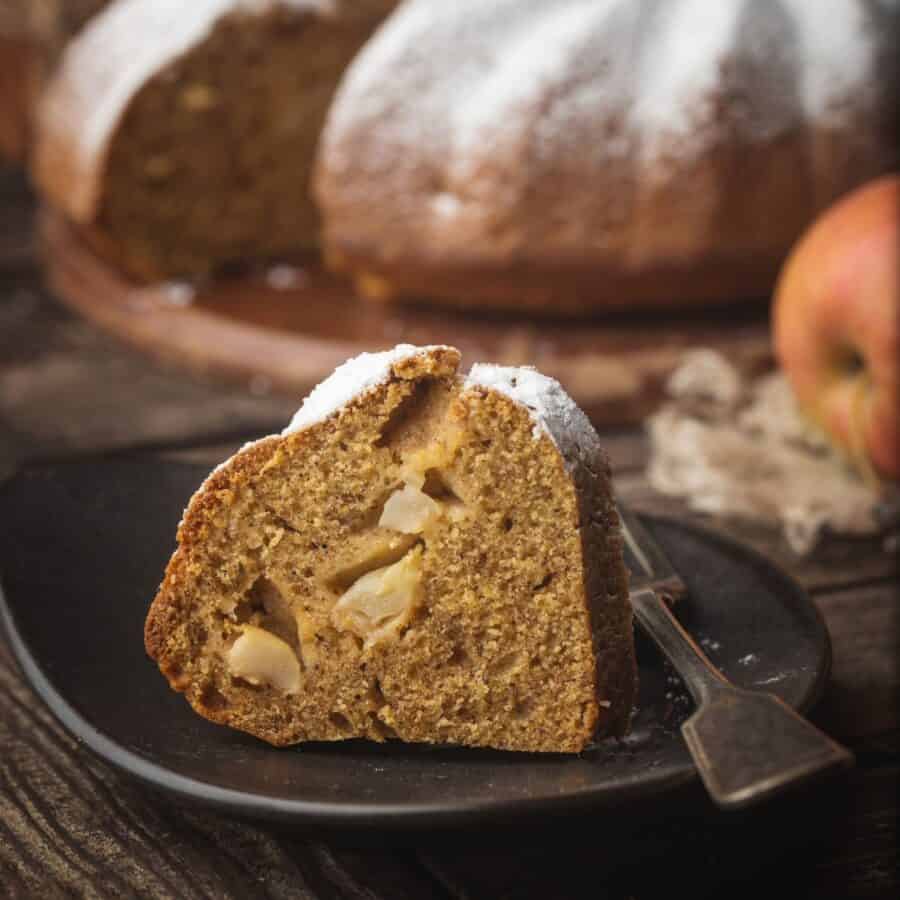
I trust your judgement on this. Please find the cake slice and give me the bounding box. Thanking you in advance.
[144,345,635,752]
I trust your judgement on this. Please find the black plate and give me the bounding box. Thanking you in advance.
[0,459,831,828]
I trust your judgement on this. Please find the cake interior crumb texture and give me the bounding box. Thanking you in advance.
[33,0,395,280]
[145,346,635,753]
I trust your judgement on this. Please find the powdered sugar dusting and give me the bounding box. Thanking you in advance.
[325,0,888,171]
[448,3,597,177]
[282,344,450,434]
[631,0,743,146]
[321,0,544,178]
[787,0,882,121]
[465,363,603,471]
[282,344,604,464]
[317,0,893,270]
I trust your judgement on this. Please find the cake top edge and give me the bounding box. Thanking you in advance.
[281,344,602,468]
[282,344,457,435]
[465,361,602,465]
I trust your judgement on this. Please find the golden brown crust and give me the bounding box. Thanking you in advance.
[319,120,898,314]
[145,434,282,665]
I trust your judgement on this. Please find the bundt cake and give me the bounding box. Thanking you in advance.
[315,0,900,313]
[31,0,396,281]
[144,344,636,752]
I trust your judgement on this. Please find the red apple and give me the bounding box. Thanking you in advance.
[773,175,899,481]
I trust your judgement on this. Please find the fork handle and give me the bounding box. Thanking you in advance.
[631,587,854,809]
[630,588,729,704]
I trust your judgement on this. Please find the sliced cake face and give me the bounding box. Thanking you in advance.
[145,346,635,753]
[32,0,396,280]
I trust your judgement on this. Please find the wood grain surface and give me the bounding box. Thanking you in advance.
[1,170,898,899]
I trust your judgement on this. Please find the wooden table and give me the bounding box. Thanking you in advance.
[1,170,897,899]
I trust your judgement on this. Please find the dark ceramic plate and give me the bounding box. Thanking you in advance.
[0,459,831,828]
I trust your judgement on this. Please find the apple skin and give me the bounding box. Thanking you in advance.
[773,175,899,481]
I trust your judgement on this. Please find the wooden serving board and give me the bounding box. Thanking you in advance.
[40,209,773,426]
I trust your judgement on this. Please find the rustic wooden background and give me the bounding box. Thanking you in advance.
[1,169,897,898]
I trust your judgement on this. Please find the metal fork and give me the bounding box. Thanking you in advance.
[619,505,854,809]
